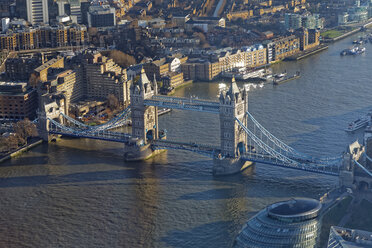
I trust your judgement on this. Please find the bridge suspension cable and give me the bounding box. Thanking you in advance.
[354,159,372,177]
[237,117,340,175]
[60,105,131,131]
[246,111,342,164]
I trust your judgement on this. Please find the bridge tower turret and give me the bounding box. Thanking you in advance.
[218,77,248,157]
[130,68,159,144]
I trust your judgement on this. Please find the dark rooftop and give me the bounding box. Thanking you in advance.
[267,198,322,220]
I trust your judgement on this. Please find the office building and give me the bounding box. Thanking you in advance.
[234,198,322,248]
[87,5,116,28]
[26,0,49,24]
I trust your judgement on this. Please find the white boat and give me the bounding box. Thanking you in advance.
[345,116,370,132]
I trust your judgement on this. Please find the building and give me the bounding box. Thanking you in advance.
[185,17,225,32]
[285,13,323,30]
[327,226,372,247]
[87,5,116,28]
[143,59,169,81]
[181,59,221,81]
[5,56,41,81]
[26,0,49,24]
[162,72,183,89]
[295,28,320,51]
[69,0,82,23]
[233,198,322,248]
[285,13,302,30]
[47,69,83,106]
[0,24,87,51]
[217,45,267,72]
[0,82,37,120]
[266,35,300,62]
[83,52,130,106]
[34,57,65,82]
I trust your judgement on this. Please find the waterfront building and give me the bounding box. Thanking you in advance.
[327,226,372,247]
[143,59,169,81]
[0,81,37,121]
[266,35,300,62]
[295,28,320,51]
[233,198,322,248]
[217,45,267,72]
[162,72,184,89]
[87,5,116,28]
[181,59,221,81]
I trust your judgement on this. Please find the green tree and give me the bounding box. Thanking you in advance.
[13,119,38,145]
[107,50,136,68]
[107,94,120,111]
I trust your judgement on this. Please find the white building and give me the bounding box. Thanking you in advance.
[26,0,49,24]
[1,18,10,33]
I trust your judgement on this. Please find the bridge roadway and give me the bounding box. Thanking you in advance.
[144,95,220,113]
[151,139,221,157]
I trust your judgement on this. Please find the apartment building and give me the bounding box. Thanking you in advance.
[0,82,37,120]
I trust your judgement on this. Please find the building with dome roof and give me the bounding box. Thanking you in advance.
[233,198,322,248]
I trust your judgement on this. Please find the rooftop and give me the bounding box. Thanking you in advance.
[267,198,322,221]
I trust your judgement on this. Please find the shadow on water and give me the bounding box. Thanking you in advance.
[161,221,234,248]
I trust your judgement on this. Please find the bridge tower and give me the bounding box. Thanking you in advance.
[219,77,248,157]
[124,69,162,161]
[214,77,252,175]
[130,69,159,143]
[37,93,67,142]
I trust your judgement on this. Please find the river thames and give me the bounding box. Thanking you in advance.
[1,33,372,247]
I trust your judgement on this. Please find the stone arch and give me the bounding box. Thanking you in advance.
[358,181,369,191]
[237,142,245,155]
[146,129,154,142]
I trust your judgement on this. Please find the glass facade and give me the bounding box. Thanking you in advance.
[233,198,321,248]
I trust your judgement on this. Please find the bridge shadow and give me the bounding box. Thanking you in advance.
[160,221,235,248]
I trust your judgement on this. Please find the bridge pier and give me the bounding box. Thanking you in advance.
[123,138,165,161]
[213,157,253,176]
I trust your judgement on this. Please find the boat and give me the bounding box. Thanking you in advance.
[158,108,171,116]
[221,68,271,81]
[273,71,300,85]
[340,46,365,56]
[345,116,370,132]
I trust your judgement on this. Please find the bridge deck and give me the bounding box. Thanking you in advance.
[144,95,220,113]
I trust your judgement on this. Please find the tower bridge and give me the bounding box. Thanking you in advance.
[36,69,372,180]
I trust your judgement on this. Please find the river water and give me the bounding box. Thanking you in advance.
[1,33,372,247]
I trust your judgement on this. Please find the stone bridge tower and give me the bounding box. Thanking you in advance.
[218,77,248,157]
[37,93,67,141]
[214,77,251,175]
[130,69,159,144]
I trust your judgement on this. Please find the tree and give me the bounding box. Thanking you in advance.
[107,50,136,68]
[107,94,119,111]
[13,119,38,145]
